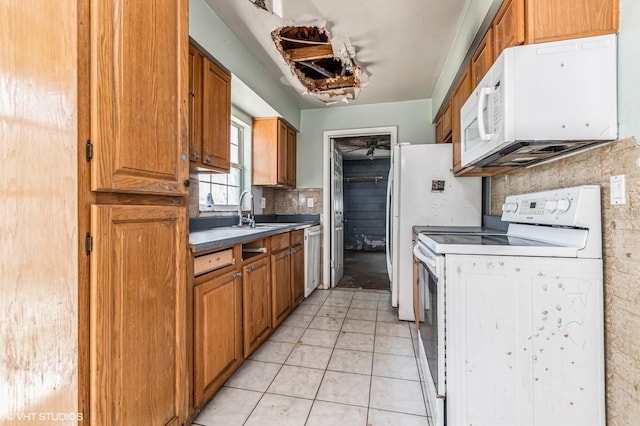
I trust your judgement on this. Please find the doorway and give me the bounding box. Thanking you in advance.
[322,127,397,291]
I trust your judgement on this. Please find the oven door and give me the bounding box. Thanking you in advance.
[413,243,446,425]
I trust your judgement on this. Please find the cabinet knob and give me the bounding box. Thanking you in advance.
[183,179,190,187]
[204,156,211,164]
[193,153,201,160]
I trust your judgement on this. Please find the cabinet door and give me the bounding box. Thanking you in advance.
[451,66,472,173]
[252,119,278,186]
[193,269,243,407]
[90,204,186,425]
[286,126,297,188]
[188,45,203,163]
[202,57,231,172]
[435,116,444,144]
[471,28,494,89]
[271,249,292,328]
[90,0,188,195]
[291,243,305,307]
[243,256,272,357]
[526,0,618,44]
[441,104,452,143]
[277,120,289,186]
[493,0,525,58]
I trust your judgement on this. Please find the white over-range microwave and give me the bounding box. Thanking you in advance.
[460,34,617,168]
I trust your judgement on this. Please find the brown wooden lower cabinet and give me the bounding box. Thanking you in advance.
[291,239,305,307]
[243,255,272,357]
[90,204,187,425]
[188,229,309,418]
[193,268,243,407]
[271,247,292,328]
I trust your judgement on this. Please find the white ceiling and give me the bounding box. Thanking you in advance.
[205,0,469,109]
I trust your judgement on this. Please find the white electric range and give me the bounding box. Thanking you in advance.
[413,185,604,426]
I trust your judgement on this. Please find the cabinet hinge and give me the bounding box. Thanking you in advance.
[85,233,93,255]
[85,140,93,162]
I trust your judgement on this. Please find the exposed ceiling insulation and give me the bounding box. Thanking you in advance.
[272,26,368,104]
[204,0,469,108]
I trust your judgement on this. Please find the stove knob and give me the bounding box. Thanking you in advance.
[556,198,571,212]
[544,200,558,212]
[502,202,518,213]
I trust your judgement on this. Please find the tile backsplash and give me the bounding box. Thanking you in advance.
[262,188,323,215]
[491,137,640,426]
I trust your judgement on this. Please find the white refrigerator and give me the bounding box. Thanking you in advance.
[386,143,482,320]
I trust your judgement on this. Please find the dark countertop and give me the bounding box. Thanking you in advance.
[190,221,320,254]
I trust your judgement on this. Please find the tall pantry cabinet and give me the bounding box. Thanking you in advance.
[80,1,189,424]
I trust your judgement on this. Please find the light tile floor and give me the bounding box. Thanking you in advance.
[193,288,430,426]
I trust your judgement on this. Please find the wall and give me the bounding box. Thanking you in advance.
[189,0,300,128]
[299,99,433,188]
[1,1,78,422]
[343,159,390,251]
[618,0,640,139]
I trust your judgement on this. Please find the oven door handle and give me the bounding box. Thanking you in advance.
[413,244,437,273]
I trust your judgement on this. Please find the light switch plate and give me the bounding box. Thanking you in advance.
[307,198,314,208]
[610,174,626,205]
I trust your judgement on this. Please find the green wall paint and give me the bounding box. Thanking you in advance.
[297,99,433,188]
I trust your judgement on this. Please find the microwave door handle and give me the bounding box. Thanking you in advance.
[477,87,493,141]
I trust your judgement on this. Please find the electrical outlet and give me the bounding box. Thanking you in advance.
[260,197,266,208]
[307,198,314,208]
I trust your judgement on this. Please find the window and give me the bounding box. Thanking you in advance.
[198,122,244,211]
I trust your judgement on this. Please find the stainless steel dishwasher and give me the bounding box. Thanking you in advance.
[303,224,322,297]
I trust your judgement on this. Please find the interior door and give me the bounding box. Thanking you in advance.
[385,153,394,281]
[331,142,344,285]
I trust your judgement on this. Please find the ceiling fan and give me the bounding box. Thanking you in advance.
[340,137,391,159]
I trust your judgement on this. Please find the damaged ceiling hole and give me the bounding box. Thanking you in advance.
[272,25,368,104]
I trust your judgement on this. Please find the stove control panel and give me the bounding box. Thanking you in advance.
[501,185,600,227]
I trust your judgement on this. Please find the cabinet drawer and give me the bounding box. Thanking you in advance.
[271,232,290,251]
[194,248,235,276]
[290,229,304,246]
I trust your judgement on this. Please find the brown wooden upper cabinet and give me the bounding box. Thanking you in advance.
[435,103,452,144]
[526,0,619,44]
[451,66,472,174]
[435,0,618,177]
[188,43,231,173]
[471,28,494,88]
[90,0,189,196]
[253,117,297,188]
[493,0,526,58]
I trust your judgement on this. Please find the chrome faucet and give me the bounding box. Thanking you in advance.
[238,190,255,227]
